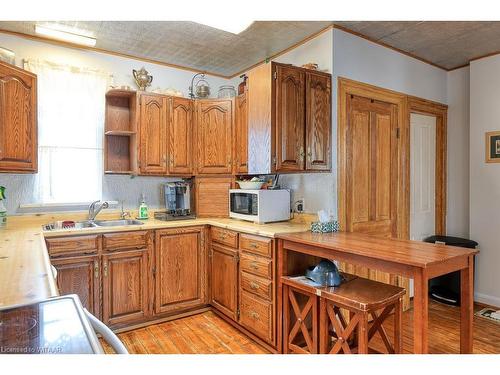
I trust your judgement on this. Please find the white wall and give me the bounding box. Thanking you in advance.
[469,55,500,307]
[0,33,230,214]
[446,67,470,237]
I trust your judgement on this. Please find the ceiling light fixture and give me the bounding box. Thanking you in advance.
[197,20,254,34]
[35,25,96,47]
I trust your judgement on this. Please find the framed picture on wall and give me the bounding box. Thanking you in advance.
[485,131,500,163]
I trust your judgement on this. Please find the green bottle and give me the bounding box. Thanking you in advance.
[0,186,6,227]
[138,193,149,219]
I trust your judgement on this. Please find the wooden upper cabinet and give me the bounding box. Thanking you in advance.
[235,92,248,174]
[210,243,239,321]
[51,255,101,318]
[102,248,150,326]
[139,94,167,175]
[168,97,193,175]
[274,64,305,172]
[0,61,37,173]
[305,71,331,171]
[195,99,233,174]
[154,227,207,314]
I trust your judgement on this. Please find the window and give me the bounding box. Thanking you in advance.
[25,60,111,204]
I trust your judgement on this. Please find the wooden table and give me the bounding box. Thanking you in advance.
[276,231,478,354]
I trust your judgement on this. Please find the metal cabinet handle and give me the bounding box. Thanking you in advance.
[103,260,108,277]
[250,261,259,269]
[249,242,258,249]
[250,311,260,320]
[250,281,260,290]
[94,260,99,279]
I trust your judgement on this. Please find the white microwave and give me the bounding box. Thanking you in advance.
[229,189,291,224]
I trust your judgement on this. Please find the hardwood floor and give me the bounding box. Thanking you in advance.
[102,302,500,354]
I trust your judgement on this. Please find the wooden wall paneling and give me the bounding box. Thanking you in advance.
[305,71,332,171]
[154,227,207,314]
[274,63,305,172]
[247,63,274,174]
[168,96,194,175]
[406,96,448,236]
[0,61,37,173]
[195,176,234,217]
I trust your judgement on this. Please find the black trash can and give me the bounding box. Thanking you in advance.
[423,235,478,306]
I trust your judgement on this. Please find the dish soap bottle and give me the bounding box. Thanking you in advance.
[0,186,6,227]
[138,193,149,220]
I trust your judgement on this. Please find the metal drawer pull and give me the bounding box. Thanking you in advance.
[250,281,260,290]
[94,260,99,279]
[103,261,108,277]
[250,261,259,269]
[249,242,258,248]
[250,311,260,320]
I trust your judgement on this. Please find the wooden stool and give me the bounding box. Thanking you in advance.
[319,276,405,354]
[282,274,405,354]
[282,276,319,354]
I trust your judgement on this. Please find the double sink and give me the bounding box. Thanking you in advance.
[43,219,144,231]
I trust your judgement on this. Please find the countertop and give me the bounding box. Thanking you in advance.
[0,211,312,307]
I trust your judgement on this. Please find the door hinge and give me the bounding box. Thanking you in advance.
[152,267,156,278]
[272,156,277,166]
[273,71,277,79]
[235,253,240,263]
[237,308,240,319]
[396,128,400,139]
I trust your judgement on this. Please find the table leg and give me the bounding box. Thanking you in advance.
[413,269,429,354]
[460,255,474,353]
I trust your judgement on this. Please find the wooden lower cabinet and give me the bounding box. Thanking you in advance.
[51,255,100,318]
[239,290,274,344]
[102,249,149,326]
[154,227,208,314]
[210,243,239,320]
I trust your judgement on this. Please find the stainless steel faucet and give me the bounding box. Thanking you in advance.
[88,200,109,221]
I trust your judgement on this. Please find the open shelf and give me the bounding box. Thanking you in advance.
[104,90,138,174]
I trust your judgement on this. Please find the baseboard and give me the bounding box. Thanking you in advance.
[474,292,500,309]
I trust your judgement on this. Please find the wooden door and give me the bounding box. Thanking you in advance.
[168,97,193,174]
[210,243,238,320]
[102,249,149,326]
[0,61,37,173]
[139,94,167,175]
[235,92,248,174]
[196,99,233,174]
[344,94,398,283]
[305,71,331,171]
[154,227,207,314]
[52,255,100,318]
[274,64,305,172]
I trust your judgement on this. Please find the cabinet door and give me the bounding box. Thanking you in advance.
[196,99,233,174]
[102,249,149,326]
[274,64,305,172]
[51,255,100,318]
[305,71,331,171]
[210,243,238,320]
[139,94,167,175]
[154,227,207,314]
[0,61,37,173]
[168,97,193,174]
[235,92,248,174]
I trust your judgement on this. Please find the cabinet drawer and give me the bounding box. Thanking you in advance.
[211,227,238,248]
[240,234,272,258]
[102,231,149,251]
[46,235,99,257]
[239,291,273,344]
[240,253,272,280]
[241,271,272,301]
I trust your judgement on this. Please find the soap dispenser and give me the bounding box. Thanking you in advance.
[138,193,149,220]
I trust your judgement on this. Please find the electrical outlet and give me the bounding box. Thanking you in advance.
[296,198,304,213]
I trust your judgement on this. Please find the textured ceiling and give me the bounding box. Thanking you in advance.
[335,21,500,70]
[0,21,332,77]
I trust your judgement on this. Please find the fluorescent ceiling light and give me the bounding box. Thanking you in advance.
[197,20,254,34]
[35,25,96,47]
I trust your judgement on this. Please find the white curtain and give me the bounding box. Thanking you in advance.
[24,60,111,204]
